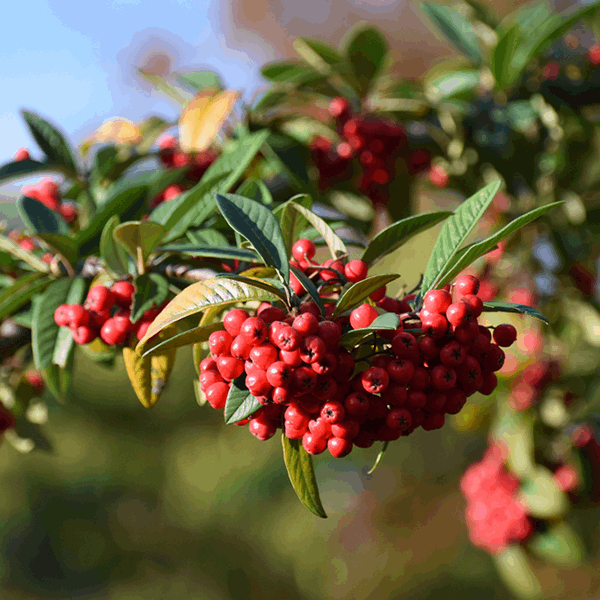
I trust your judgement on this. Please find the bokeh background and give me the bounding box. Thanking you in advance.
[2,0,600,599]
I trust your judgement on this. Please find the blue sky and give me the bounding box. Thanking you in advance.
[0,0,272,195]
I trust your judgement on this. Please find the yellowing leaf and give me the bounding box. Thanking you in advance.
[179,90,239,153]
[123,328,177,409]
[81,118,142,154]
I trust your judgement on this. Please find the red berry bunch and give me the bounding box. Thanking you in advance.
[53,281,165,346]
[20,177,77,223]
[460,444,533,554]
[156,134,220,182]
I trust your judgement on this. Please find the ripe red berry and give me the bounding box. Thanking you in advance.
[493,324,518,347]
[406,390,427,409]
[223,309,250,337]
[386,358,415,385]
[66,304,90,329]
[317,320,342,351]
[320,259,345,282]
[453,321,479,345]
[216,356,244,381]
[440,340,467,367]
[446,301,472,328]
[13,148,30,161]
[421,313,448,339]
[299,335,326,364]
[285,404,311,430]
[257,305,287,324]
[111,280,136,308]
[292,238,316,262]
[100,318,128,345]
[349,304,379,329]
[409,367,430,391]
[425,391,447,412]
[431,365,457,391]
[478,372,498,395]
[272,386,292,405]
[86,286,115,312]
[249,417,277,441]
[369,286,386,302]
[329,96,351,119]
[311,352,337,376]
[344,392,370,419]
[266,361,293,388]
[444,389,467,414]
[54,304,70,327]
[454,275,480,297]
[331,419,360,440]
[381,383,408,407]
[461,294,483,318]
[344,260,369,283]
[361,366,389,394]
[320,401,345,424]
[208,330,233,356]
[292,367,317,394]
[386,408,412,430]
[483,344,505,372]
[588,44,600,66]
[72,325,97,345]
[292,312,319,337]
[240,317,268,346]
[246,370,272,397]
[230,334,253,360]
[302,432,327,455]
[328,437,353,458]
[280,349,302,368]
[422,412,445,431]
[391,332,419,360]
[249,343,279,370]
[423,289,452,314]
[200,370,223,392]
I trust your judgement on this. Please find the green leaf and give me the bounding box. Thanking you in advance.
[159,244,258,263]
[224,375,261,424]
[215,274,289,303]
[283,201,347,260]
[35,234,77,266]
[344,24,388,93]
[263,134,313,194]
[528,522,583,568]
[17,196,70,235]
[138,276,281,345]
[0,159,54,185]
[186,228,229,247]
[482,302,548,324]
[31,278,74,370]
[176,71,224,91]
[131,273,170,323]
[339,313,400,349]
[519,466,569,518]
[367,441,389,475]
[426,70,480,101]
[215,192,290,283]
[361,212,452,266]
[236,178,273,205]
[281,435,327,518]
[41,361,72,404]
[289,266,325,318]
[419,180,501,303]
[332,274,400,320]
[52,277,86,369]
[100,216,129,276]
[492,546,542,600]
[260,60,320,83]
[273,194,313,254]
[21,110,79,175]
[295,36,343,66]
[436,203,562,288]
[421,3,483,65]
[0,272,51,321]
[491,24,522,91]
[0,234,50,273]
[113,221,166,264]
[141,321,224,357]
[252,90,287,113]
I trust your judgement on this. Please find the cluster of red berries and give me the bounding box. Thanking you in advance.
[199,238,518,457]
[53,281,164,346]
[460,443,533,554]
[309,97,431,206]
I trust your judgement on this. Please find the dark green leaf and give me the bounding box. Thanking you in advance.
[17,196,69,235]
[21,110,79,175]
[482,302,549,324]
[35,234,77,266]
[260,60,320,83]
[131,273,170,323]
[344,24,388,93]
[100,216,129,276]
[141,321,224,357]
[186,228,229,247]
[41,359,73,404]
[236,178,273,205]
[339,312,400,349]
[282,435,327,518]
[361,211,452,266]
[52,277,86,368]
[263,134,313,194]
[273,194,313,254]
[290,266,325,318]
[159,244,258,262]
[215,193,290,282]
[491,24,522,91]
[419,180,501,303]
[421,3,483,65]
[0,272,51,320]
[252,90,287,113]
[332,274,400,320]
[224,374,261,425]
[176,71,223,91]
[0,159,54,185]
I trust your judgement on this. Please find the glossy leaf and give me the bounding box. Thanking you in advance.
[130,273,170,323]
[0,272,51,321]
[339,313,400,349]
[17,196,70,235]
[52,277,86,369]
[100,216,129,276]
[224,374,261,424]
[528,522,583,568]
[214,274,288,303]
[113,220,166,264]
[332,274,400,320]
[159,244,258,262]
[482,302,549,324]
[519,466,569,518]
[418,180,501,303]
[289,266,325,318]
[273,194,312,253]
[361,212,452,267]
[0,234,50,273]
[344,24,388,92]
[0,158,53,184]
[282,435,327,518]
[141,321,224,357]
[421,3,483,65]
[236,178,273,206]
[492,546,542,600]
[215,193,290,282]
[123,328,177,409]
[21,110,79,175]
[435,203,562,288]
[139,276,281,345]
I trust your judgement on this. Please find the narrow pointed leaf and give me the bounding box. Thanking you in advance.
[224,374,262,424]
[528,522,583,567]
[0,272,51,320]
[141,321,224,357]
[130,273,170,323]
[367,441,389,475]
[282,435,327,518]
[519,466,568,518]
[17,196,70,235]
[482,302,548,324]
[35,234,77,266]
[290,266,325,318]
[345,24,388,92]
[273,194,312,254]
[186,228,228,247]
[332,274,400,320]
[492,546,542,600]
[0,234,50,273]
[159,244,258,262]
[340,313,400,349]
[214,274,288,303]
[52,277,86,368]
[0,159,54,184]
[236,178,273,205]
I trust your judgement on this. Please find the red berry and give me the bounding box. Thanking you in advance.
[230,334,253,360]
[409,367,430,391]
[111,281,136,308]
[421,313,448,339]
[317,321,342,351]
[331,419,360,440]
[588,44,600,66]
[100,318,128,345]
[332,350,355,382]
[483,344,505,372]
[292,238,316,262]
[134,320,153,341]
[302,432,327,455]
[425,391,447,412]
[249,417,277,441]
[246,370,272,397]
[320,259,345,283]
[423,289,452,314]
[208,330,233,356]
[13,148,30,161]
[422,412,445,431]
[461,294,483,318]
[328,437,353,458]
[240,317,268,346]
[493,324,517,347]
[66,304,90,329]
[381,383,408,407]
[453,321,479,345]
[292,312,319,336]
[349,304,379,329]
[454,275,480,297]
[249,343,279,370]
[320,401,345,424]
[292,367,317,394]
[266,361,293,387]
[72,325,97,345]
[285,404,311,430]
[344,392,370,419]
[361,366,389,394]
[54,304,70,327]
[391,332,419,360]
[200,370,223,392]
[369,286,386,302]
[387,358,415,385]
[446,301,472,328]
[86,286,115,312]
[257,305,287,324]
[406,390,427,409]
[223,309,250,337]
[329,96,351,119]
[444,389,467,414]
[478,372,498,395]
[280,349,302,368]
[311,352,337,376]
[299,335,326,364]
[216,356,244,381]
[344,260,368,283]
[386,408,412,430]
[431,365,457,391]
[272,386,292,405]
[440,341,467,367]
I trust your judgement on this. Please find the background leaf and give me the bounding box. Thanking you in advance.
[176,71,224,92]
[52,277,86,369]
[274,195,312,254]
[100,216,129,276]
[0,159,54,185]
[17,196,70,235]
[0,272,51,321]
[492,546,542,600]
[113,221,166,264]
[141,321,224,357]
[344,24,388,93]
[130,273,170,323]
[519,466,569,518]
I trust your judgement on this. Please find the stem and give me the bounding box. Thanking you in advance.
[137,246,146,276]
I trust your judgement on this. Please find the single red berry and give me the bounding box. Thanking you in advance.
[66,304,90,330]
[457,356,482,386]
[200,357,218,372]
[230,334,253,360]
[266,361,293,388]
[54,304,70,327]
[240,317,268,346]
[444,389,467,414]
[493,324,518,347]
[386,408,412,430]
[354,429,376,448]
[478,371,498,395]
[418,336,440,361]
[134,319,153,341]
[331,419,360,440]
[317,321,342,351]
[200,370,224,392]
[272,386,292,405]
[100,318,128,345]
[13,148,30,161]
[446,301,472,328]
[308,417,332,439]
[588,44,600,66]
[302,432,328,455]
[285,404,311,430]
[292,238,316,262]
[208,330,233,356]
[292,367,317,394]
[386,358,415,385]
[320,259,345,283]
[422,412,445,431]
[329,96,351,119]
[280,349,302,368]
[257,305,287,324]
[440,340,467,367]
[461,294,483,318]
[249,343,279,370]
[320,401,345,424]
[406,390,427,410]
[111,281,136,308]
[391,332,419,360]
[431,365,457,391]
[299,335,326,364]
[454,275,480,297]
[453,321,479,345]
[249,417,277,441]
[425,391,447,412]
[216,356,244,381]
[421,313,448,339]
[483,344,505,372]
[246,370,272,397]
[292,312,319,336]
[113,309,133,334]
[86,286,115,312]
[409,367,430,391]
[223,309,250,337]
[369,286,386,302]
[311,351,337,376]
[72,325,97,345]
[361,366,389,394]
[423,289,452,314]
[349,304,379,330]
[332,350,355,382]
[344,392,370,419]
[344,260,368,283]
[381,383,408,407]
[328,437,353,458]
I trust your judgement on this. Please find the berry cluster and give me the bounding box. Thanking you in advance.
[460,444,533,554]
[15,174,77,223]
[53,281,164,346]
[309,98,431,206]
[200,238,518,457]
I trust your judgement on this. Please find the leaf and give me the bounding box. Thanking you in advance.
[339,313,400,349]
[138,276,281,345]
[100,216,129,276]
[361,212,452,267]
[141,321,224,357]
[367,441,389,476]
[491,24,522,91]
[137,69,191,105]
[519,466,569,518]
[284,202,347,260]
[215,193,290,283]
[435,203,562,288]
[421,3,483,65]
[130,273,170,323]
[0,158,54,185]
[482,302,549,324]
[223,374,262,424]
[492,546,543,600]
[41,361,72,404]
[122,328,177,408]
[113,221,166,264]
[52,277,86,368]
[186,228,229,247]
[281,435,327,518]
[17,196,70,235]
[332,274,400,320]
[176,71,224,92]
[344,24,388,93]
[528,522,583,568]
[0,234,50,273]
[0,272,51,321]
[289,266,326,318]
[236,178,273,206]
[215,274,288,303]
[273,194,312,254]
[260,60,320,83]
[426,70,480,101]
[159,244,258,263]
[418,180,501,303]
[179,90,239,153]
[35,234,77,266]
[21,110,79,175]
[263,134,313,194]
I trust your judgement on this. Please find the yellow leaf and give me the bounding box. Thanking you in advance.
[80,118,142,155]
[123,328,177,409]
[179,90,239,153]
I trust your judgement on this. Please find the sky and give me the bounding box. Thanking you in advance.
[0,0,274,197]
